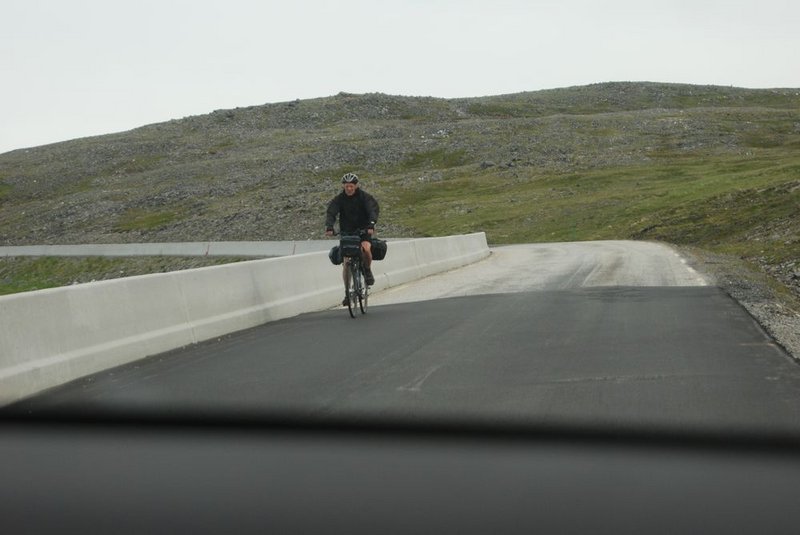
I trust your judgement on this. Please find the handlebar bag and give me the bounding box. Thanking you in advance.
[339,235,362,258]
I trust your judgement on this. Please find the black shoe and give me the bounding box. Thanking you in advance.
[342,297,349,307]
[365,269,375,286]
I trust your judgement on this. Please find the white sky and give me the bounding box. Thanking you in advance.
[2,0,799,154]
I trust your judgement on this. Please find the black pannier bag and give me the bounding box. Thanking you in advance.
[328,245,343,265]
[339,235,362,258]
[371,238,388,261]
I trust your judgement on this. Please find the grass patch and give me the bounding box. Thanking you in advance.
[0,257,123,294]
[0,181,11,201]
[466,102,532,118]
[115,207,187,231]
[0,256,250,296]
[386,150,800,262]
[207,138,236,154]
[397,148,469,171]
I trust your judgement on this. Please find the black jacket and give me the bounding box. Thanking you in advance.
[325,188,380,233]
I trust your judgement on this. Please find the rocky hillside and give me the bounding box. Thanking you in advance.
[1,82,798,293]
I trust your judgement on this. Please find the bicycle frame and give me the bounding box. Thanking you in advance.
[340,234,369,318]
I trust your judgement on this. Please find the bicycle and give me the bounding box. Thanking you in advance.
[338,233,370,318]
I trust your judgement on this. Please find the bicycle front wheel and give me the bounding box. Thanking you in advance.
[346,262,357,318]
[358,267,368,314]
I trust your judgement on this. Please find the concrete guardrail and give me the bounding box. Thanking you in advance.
[0,233,489,406]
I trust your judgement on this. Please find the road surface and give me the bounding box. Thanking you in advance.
[371,240,707,305]
[11,241,800,434]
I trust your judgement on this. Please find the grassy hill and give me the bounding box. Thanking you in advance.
[0,81,798,296]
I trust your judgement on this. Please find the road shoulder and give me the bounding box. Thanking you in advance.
[679,245,800,363]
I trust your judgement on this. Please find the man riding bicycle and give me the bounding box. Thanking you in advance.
[325,173,380,304]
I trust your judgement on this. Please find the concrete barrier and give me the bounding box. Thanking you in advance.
[0,233,489,405]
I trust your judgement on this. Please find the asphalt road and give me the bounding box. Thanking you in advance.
[371,240,707,305]
[12,241,800,433]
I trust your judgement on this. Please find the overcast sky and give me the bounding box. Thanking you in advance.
[2,0,799,154]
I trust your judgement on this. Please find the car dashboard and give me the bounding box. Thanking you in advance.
[3,411,800,534]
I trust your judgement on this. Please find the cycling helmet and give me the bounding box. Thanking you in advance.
[341,172,359,184]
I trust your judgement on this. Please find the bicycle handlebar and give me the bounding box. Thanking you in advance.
[327,229,375,238]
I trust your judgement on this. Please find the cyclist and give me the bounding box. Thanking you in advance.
[325,173,380,304]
